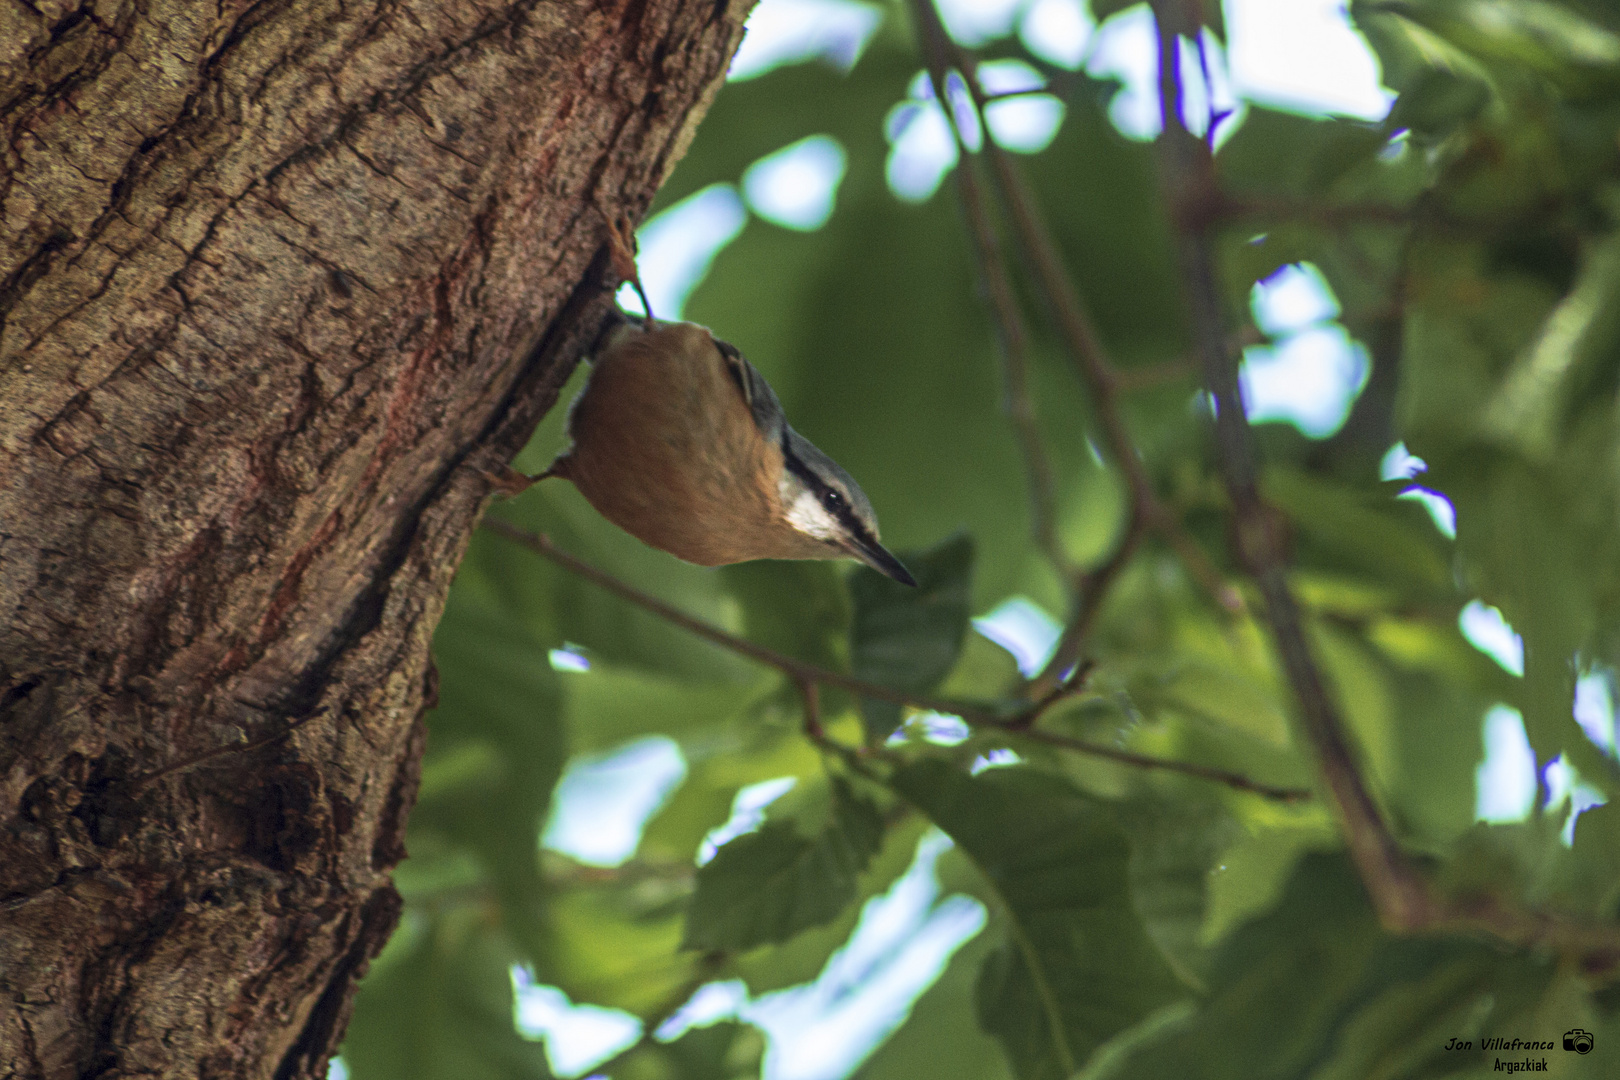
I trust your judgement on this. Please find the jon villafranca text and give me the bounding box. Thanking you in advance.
[1446,1038,1556,1051]
[1493,1058,1548,1073]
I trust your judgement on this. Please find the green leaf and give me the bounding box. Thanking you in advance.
[850,532,975,739]
[1364,0,1620,97]
[545,881,696,1017]
[889,760,1186,1080]
[562,663,763,755]
[1117,795,1242,986]
[1086,852,1559,1080]
[343,909,555,1080]
[1352,2,1496,137]
[1216,106,1392,203]
[721,559,852,671]
[683,777,885,951]
[1482,229,1620,461]
[1028,78,1189,367]
[654,46,914,213]
[1263,467,1453,595]
[1439,803,1620,920]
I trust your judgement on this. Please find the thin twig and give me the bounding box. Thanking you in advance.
[915,43,1068,581]
[1007,725,1311,801]
[485,521,1307,800]
[908,0,1241,643]
[485,520,983,718]
[1028,515,1147,696]
[798,677,824,739]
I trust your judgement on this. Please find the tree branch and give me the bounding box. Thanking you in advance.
[913,30,1068,583]
[1141,5,1620,970]
[1151,0,1431,930]
[906,0,1241,692]
[483,520,1309,801]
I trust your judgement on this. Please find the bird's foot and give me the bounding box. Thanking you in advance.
[482,466,555,498]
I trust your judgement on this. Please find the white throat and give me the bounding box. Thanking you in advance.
[779,477,840,541]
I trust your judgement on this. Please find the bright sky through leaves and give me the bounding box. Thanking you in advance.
[1459,600,1526,678]
[727,0,882,80]
[743,830,986,1080]
[1476,705,1537,823]
[1242,264,1370,438]
[540,736,687,866]
[744,136,849,230]
[972,595,1062,677]
[512,969,643,1077]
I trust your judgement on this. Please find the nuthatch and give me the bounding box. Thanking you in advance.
[503,316,916,586]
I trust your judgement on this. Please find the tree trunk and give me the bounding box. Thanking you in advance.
[0,0,746,1074]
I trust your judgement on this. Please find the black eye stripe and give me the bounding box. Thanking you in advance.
[780,433,871,540]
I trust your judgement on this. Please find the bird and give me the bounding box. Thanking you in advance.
[496,314,917,586]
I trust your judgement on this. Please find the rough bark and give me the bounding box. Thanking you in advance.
[0,0,746,1075]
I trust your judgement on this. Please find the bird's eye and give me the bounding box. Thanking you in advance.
[822,490,845,513]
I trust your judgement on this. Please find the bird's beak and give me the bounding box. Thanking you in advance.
[846,534,918,587]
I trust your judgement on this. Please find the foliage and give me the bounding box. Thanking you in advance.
[344,2,1620,1078]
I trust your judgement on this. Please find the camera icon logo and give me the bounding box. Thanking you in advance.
[1564,1029,1594,1054]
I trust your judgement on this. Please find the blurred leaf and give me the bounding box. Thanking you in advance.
[1381,663,1494,844]
[544,871,696,1017]
[684,777,885,951]
[1087,0,1223,37]
[1086,852,1558,1080]
[1151,662,1293,748]
[1117,795,1242,987]
[1217,107,1394,202]
[415,552,568,965]
[343,910,554,1080]
[1089,0,1140,21]
[1199,818,1340,946]
[1366,0,1620,96]
[1263,468,1452,594]
[890,760,1186,1080]
[1482,229,1620,461]
[1029,81,1189,367]
[654,47,914,213]
[1353,1,1496,137]
[639,725,823,865]
[721,559,851,671]
[851,532,975,739]
[1439,802,1620,919]
[563,663,763,755]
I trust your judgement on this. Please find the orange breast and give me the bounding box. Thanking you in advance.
[562,323,821,566]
